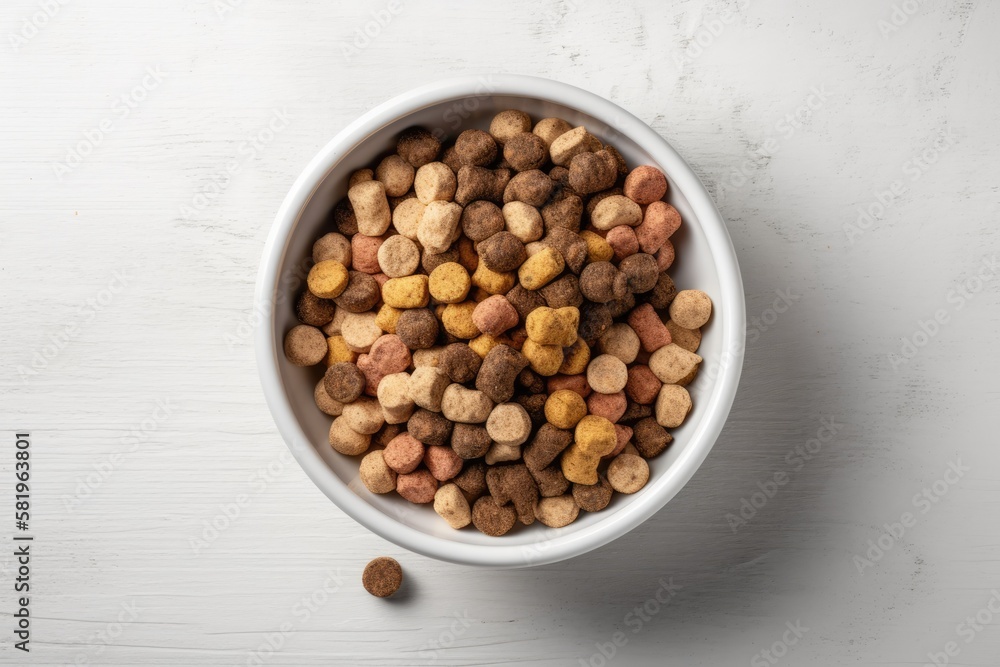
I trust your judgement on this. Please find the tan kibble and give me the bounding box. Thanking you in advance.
[414,162,457,204]
[518,247,564,291]
[428,262,471,303]
[591,195,643,231]
[669,290,713,329]
[376,235,420,278]
[608,453,650,494]
[533,117,573,148]
[359,450,397,494]
[559,337,591,375]
[381,275,429,309]
[534,494,580,528]
[314,379,344,416]
[407,366,450,412]
[489,109,532,145]
[391,197,425,240]
[525,306,579,347]
[549,126,602,166]
[485,442,522,465]
[648,343,703,384]
[441,384,494,423]
[434,483,472,529]
[375,154,415,197]
[348,168,373,188]
[486,402,532,447]
[666,321,702,353]
[283,325,327,366]
[418,200,462,254]
[412,346,445,368]
[329,416,370,456]
[561,415,616,485]
[342,397,386,435]
[598,323,641,364]
[348,181,392,236]
[313,232,352,266]
[544,389,587,429]
[586,354,629,394]
[341,312,382,353]
[376,372,415,423]
[307,260,349,299]
[655,384,693,428]
[521,338,564,376]
[502,201,544,243]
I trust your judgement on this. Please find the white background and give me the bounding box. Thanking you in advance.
[2,1,999,665]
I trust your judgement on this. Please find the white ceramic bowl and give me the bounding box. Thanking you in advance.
[256,74,745,568]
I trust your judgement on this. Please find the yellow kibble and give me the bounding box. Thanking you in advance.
[441,301,481,339]
[381,275,429,309]
[428,262,471,304]
[559,337,591,375]
[469,286,492,303]
[375,304,402,334]
[324,335,357,366]
[469,333,504,358]
[544,389,587,430]
[562,415,617,485]
[471,263,516,295]
[307,260,349,299]
[580,230,614,263]
[522,338,564,376]
[525,306,579,347]
[517,247,564,290]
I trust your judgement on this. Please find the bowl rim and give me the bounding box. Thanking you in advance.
[255,74,745,568]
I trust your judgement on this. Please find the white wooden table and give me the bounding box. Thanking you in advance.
[3,1,999,664]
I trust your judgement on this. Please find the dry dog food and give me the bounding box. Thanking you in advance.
[284,109,714,536]
[362,556,403,597]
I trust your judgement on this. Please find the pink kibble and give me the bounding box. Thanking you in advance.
[356,354,386,397]
[368,334,411,374]
[546,374,591,398]
[471,294,519,336]
[383,433,424,474]
[372,272,390,289]
[627,303,672,353]
[423,445,463,481]
[625,364,662,405]
[655,240,675,271]
[624,166,669,206]
[586,390,627,422]
[352,235,384,274]
[603,424,633,460]
[396,468,438,504]
[605,225,639,262]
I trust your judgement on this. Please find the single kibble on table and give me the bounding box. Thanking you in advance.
[535,494,580,528]
[362,556,403,598]
[503,169,554,207]
[489,109,533,145]
[623,165,669,205]
[396,469,438,504]
[472,496,518,536]
[572,475,613,512]
[434,483,472,529]
[284,325,327,366]
[655,384,693,429]
[375,154,415,197]
[669,289,713,329]
[544,389,588,430]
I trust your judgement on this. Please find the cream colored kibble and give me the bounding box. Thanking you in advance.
[376,372,414,423]
[329,416,370,456]
[412,346,445,368]
[669,290,713,329]
[608,453,649,494]
[341,311,382,353]
[375,154,415,197]
[418,200,463,254]
[534,495,580,528]
[348,169,374,188]
[648,343,702,384]
[586,354,629,394]
[549,126,602,166]
[441,384,494,423]
[666,320,701,353]
[485,403,532,447]
[392,198,426,240]
[377,234,421,278]
[348,180,392,236]
[433,483,472,529]
[591,195,643,231]
[414,162,457,204]
[655,384,693,428]
[598,323,641,364]
[341,397,386,435]
[533,117,573,148]
[312,232,352,266]
[359,450,397,494]
[407,366,450,412]
[485,442,522,465]
[314,379,344,417]
[502,201,544,243]
[322,305,349,336]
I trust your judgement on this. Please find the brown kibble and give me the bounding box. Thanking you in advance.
[504,132,548,172]
[515,392,548,428]
[486,463,538,525]
[568,150,617,194]
[455,129,498,167]
[283,325,327,366]
[451,423,491,459]
[472,496,517,536]
[296,291,336,326]
[539,274,583,308]
[478,231,527,272]
[620,401,654,425]
[362,557,402,597]
[397,127,441,168]
[503,170,554,207]
[396,309,439,350]
[439,343,482,383]
[572,475,613,512]
[453,460,487,501]
[476,344,528,404]
[633,417,673,458]
[623,165,668,205]
[332,198,358,236]
[523,423,572,471]
[578,302,613,345]
[666,320,702,353]
[407,408,453,446]
[489,109,532,145]
[669,290,713,329]
[455,166,511,206]
[579,261,628,303]
[396,468,439,504]
[642,272,678,310]
[333,271,380,313]
[323,362,366,403]
[461,200,505,241]
[530,465,571,498]
[505,283,546,321]
[542,227,588,274]
[619,252,659,293]
[518,368,547,394]
[541,192,583,232]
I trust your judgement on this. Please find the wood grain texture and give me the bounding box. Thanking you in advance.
[2,0,999,664]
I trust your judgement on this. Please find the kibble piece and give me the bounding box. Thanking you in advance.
[489,109,532,145]
[649,343,703,384]
[568,150,617,194]
[478,231,527,273]
[329,416,370,456]
[441,301,481,339]
[585,354,629,395]
[535,495,580,528]
[644,272,678,310]
[296,290,336,327]
[591,195,643,230]
[392,198,426,240]
[441,384,494,423]
[434,483,472,529]
[669,290,713,329]
[503,170,554,207]
[406,366,450,411]
[423,248,460,274]
[485,442,521,465]
[525,306,579,347]
[472,496,517,536]
[332,198,358,236]
[380,275,428,310]
[598,323,641,364]
[624,165,668,205]
[523,423,573,471]
[619,253,659,294]
[362,556,403,597]
[383,433,424,473]
[518,247,564,291]
[655,384,693,428]
[406,408,453,446]
[349,168,373,188]
[417,200,462,253]
[424,445,463,481]
[658,238,677,270]
[359,450,397,494]
[541,227,588,274]
[351,234,384,274]
[397,469,438,504]
[342,397,386,435]
[532,117,573,147]
[324,334,356,366]
[606,424,632,460]
[539,274,583,309]
[453,460,487,501]
[454,128,498,167]
[608,454,650,494]
[307,260,349,299]
[562,415,616,485]
[439,343,482,383]
[375,154,415,197]
[348,181,392,237]
[340,311,381,353]
[471,263,516,295]
[334,271,380,313]
[502,201,544,244]
[625,365,662,405]
[666,320,701,353]
[580,230,614,263]
[377,372,415,423]
[636,201,681,253]
[486,403,533,447]
[313,232,352,266]
[544,389,587,429]
[521,339,564,376]
[472,295,519,337]
[424,264,469,305]
[628,303,672,353]
[572,475,613,512]
[578,302,612,346]
[556,339,588,377]
[579,262,628,303]
[505,284,546,321]
[314,379,344,416]
[633,418,673,458]
[485,464,538,525]
[468,333,504,358]
[323,362,365,403]
[451,423,491,459]
[284,325,327,366]
[376,235,420,278]
[550,126,602,166]
[541,192,584,232]
[587,390,627,423]
[460,200,505,241]
[529,464,571,497]
[504,132,548,172]
[472,344,526,404]
[396,308,439,350]
[397,127,441,167]
[455,166,511,205]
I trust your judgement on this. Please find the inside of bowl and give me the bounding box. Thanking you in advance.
[271,94,723,548]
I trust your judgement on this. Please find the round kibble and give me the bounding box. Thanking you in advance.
[624,165,668,205]
[334,271,380,313]
[478,231,527,273]
[383,433,424,474]
[655,384,693,429]
[314,379,344,417]
[362,557,403,598]
[504,169,554,207]
[455,129,498,167]
[375,154,415,197]
[504,132,548,172]
[323,362,365,403]
[579,262,628,303]
[544,389,587,429]
[608,453,650,494]
[439,343,482,383]
[360,450,397,494]
[407,408,453,446]
[396,309,439,350]
[341,311,382,353]
[434,483,472,529]
[424,445,463,481]
[669,290,713,329]
[486,402,532,447]
[342,397,386,435]
[428,262,471,303]
[619,253,659,293]
[472,496,517,536]
[397,469,439,504]
[329,416,370,456]
[586,354,628,394]
[534,494,580,528]
[377,235,420,278]
[598,323,640,364]
[307,260,349,299]
[489,110,532,145]
[472,295,519,337]
[452,423,492,459]
[284,325,327,366]
[397,127,440,168]
[313,232,352,266]
[296,290,336,327]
